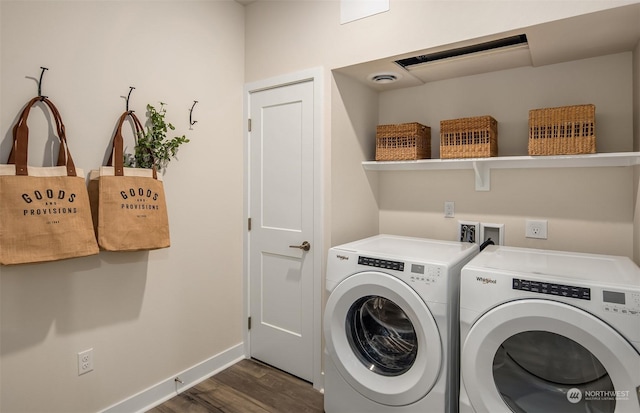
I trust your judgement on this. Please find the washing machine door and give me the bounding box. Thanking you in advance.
[461,299,640,413]
[324,271,442,406]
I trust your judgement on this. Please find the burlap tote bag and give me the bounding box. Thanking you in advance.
[0,97,99,265]
[88,111,170,251]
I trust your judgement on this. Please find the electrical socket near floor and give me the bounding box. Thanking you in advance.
[458,221,479,244]
[525,219,548,239]
[78,348,94,376]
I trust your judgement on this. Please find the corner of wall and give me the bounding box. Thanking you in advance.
[330,71,380,245]
[634,38,640,264]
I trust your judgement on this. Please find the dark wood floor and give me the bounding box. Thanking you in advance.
[147,359,324,413]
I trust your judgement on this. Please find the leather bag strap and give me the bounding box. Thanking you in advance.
[107,111,157,179]
[8,97,77,176]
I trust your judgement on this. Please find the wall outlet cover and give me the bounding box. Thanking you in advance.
[525,219,548,239]
[78,348,94,376]
[444,201,455,218]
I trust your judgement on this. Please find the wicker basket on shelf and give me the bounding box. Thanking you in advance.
[375,122,431,161]
[528,104,595,155]
[440,115,498,159]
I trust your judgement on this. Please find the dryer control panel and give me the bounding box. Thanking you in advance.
[512,278,591,300]
[512,277,640,318]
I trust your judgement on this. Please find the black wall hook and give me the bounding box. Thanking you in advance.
[126,86,135,112]
[38,67,48,100]
[189,101,198,126]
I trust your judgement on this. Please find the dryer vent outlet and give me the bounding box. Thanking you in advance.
[480,223,505,245]
[458,221,479,244]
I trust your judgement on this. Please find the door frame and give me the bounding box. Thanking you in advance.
[243,67,324,390]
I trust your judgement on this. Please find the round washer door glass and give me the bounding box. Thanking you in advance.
[323,271,443,406]
[493,330,615,412]
[346,295,417,376]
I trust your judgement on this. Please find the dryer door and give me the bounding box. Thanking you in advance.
[461,299,640,413]
[324,271,442,406]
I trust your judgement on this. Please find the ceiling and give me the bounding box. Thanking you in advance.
[335,3,640,91]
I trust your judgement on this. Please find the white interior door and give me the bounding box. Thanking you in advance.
[248,80,315,382]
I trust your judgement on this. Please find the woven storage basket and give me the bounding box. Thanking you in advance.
[375,122,431,161]
[440,116,498,159]
[528,104,595,155]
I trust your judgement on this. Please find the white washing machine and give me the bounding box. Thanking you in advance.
[324,234,479,413]
[459,245,640,413]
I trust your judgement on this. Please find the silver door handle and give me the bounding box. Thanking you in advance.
[289,241,311,252]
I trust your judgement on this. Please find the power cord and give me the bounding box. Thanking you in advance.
[479,238,495,251]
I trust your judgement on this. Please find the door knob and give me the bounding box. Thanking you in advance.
[289,241,311,252]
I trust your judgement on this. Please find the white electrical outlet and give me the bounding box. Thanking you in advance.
[458,221,479,244]
[526,219,548,239]
[444,201,455,218]
[78,348,94,376]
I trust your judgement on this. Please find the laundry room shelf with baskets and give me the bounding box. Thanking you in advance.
[362,152,640,191]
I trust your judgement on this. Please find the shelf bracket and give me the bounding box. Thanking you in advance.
[472,161,490,191]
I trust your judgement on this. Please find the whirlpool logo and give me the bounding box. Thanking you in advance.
[476,276,497,284]
[336,255,349,261]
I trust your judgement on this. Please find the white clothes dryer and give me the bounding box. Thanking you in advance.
[459,245,640,413]
[324,234,479,413]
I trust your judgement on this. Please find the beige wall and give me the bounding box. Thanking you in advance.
[245,0,640,256]
[376,52,636,258]
[0,1,245,412]
[330,72,380,246]
[1,1,638,412]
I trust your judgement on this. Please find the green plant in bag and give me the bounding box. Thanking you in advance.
[124,103,189,171]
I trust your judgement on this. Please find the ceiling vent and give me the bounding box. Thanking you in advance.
[391,34,532,84]
[368,72,401,84]
[395,34,528,69]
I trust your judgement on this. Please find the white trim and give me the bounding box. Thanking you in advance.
[243,67,325,391]
[99,343,245,413]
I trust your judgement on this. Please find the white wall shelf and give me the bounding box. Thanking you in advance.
[362,152,640,191]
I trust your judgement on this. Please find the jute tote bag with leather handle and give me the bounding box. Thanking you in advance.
[0,97,99,265]
[88,111,170,251]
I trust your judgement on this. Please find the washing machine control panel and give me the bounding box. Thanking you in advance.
[512,278,591,300]
[602,291,640,317]
[358,256,404,271]
[409,264,442,284]
[358,256,442,284]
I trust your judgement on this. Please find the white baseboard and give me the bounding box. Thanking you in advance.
[100,343,245,413]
